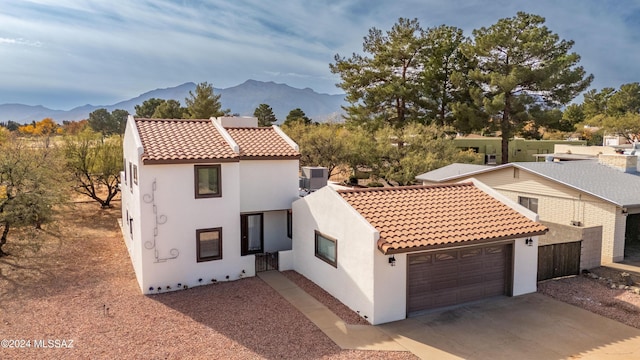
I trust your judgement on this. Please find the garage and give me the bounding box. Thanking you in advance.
[407,243,512,314]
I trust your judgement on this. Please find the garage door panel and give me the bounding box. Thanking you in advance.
[458,274,484,286]
[408,244,511,313]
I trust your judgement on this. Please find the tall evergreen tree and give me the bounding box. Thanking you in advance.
[456,12,593,163]
[185,82,225,119]
[330,18,428,130]
[283,108,312,126]
[420,25,474,127]
[253,103,277,127]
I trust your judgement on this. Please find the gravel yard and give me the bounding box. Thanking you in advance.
[3,200,640,359]
[0,201,414,359]
[538,267,640,330]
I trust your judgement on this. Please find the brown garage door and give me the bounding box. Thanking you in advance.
[407,244,511,314]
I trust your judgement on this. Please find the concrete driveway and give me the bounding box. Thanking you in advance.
[378,293,640,359]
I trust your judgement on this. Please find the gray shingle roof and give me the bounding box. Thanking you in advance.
[514,161,640,207]
[415,163,492,182]
[416,160,640,207]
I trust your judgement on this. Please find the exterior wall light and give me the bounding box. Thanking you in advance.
[525,238,534,246]
[388,255,396,266]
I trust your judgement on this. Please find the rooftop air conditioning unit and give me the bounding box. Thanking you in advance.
[301,166,328,191]
[570,220,582,227]
[486,154,497,165]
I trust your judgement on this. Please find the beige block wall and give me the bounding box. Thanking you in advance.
[493,188,621,264]
[581,226,604,269]
[538,221,602,270]
[454,169,627,264]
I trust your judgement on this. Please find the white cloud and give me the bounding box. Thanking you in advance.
[0,0,638,108]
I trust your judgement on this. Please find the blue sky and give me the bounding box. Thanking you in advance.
[1,0,639,109]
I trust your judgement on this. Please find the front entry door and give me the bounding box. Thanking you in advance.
[241,213,263,256]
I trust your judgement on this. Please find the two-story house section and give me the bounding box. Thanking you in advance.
[121,115,300,294]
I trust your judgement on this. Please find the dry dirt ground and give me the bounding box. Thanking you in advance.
[4,200,640,359]
[0,201,414,359]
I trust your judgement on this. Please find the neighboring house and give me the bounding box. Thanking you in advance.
[283,181,547,325]
[454,136,586,165]
[121,116,299,294]
[416,155,640,266]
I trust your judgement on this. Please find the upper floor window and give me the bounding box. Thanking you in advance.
[129,162,133,191]
[518,196,538,213]
[195,165,221,198]
[123,158,127,185]
[133,164,138,185]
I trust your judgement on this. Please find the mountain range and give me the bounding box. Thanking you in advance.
[0,80,346,124]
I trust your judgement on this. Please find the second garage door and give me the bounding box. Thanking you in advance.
[407,244,512,314]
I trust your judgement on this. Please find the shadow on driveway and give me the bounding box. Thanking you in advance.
[379,293,640,360]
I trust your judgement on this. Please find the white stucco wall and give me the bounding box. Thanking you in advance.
[263,210,291,252]
[512,237,539,295]
[122,116,145,289]
[292,187,381,324]
[135,161,254,293]
[372,251,407,324]
[239,160,299,212]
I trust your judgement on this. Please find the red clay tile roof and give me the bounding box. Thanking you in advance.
[225,127,300,159]
[337,183,548,254]
[135,119,299,164]
[136,118,237,164]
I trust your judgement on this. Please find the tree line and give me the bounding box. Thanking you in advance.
[1,11,637,257]
[330,12,594,164]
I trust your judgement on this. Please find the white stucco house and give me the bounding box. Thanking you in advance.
[283,180,548,325]
[121,116,299,294]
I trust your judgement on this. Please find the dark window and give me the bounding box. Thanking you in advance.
[518,196,538,213]
[123,158,127,185]
[196,228,222,262]
[195,165,221,198]
[241,213,263,255]
[287,210,292,239]
[129,162,133,191]
[133,164,138,185]
[315,231,337,267]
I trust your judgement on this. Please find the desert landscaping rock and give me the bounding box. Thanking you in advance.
[0,201,415,360]
[4,199,640,359]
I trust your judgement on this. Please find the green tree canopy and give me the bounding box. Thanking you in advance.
[581,83,640,143]
[64,129,122,208]
[185,82,226,118]
[88,108,128,136]
[153,99,186,119]
[456,12,593,163]
[331,18,428,130]
[0,135,68,255]
[135,98,165,118]
[372,123,480,185]
[284,108,312,126]
[421,25,475,127]
[254,103,278,127]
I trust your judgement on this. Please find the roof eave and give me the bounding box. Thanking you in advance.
[378,229,549,255]
[142,157,239,165]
